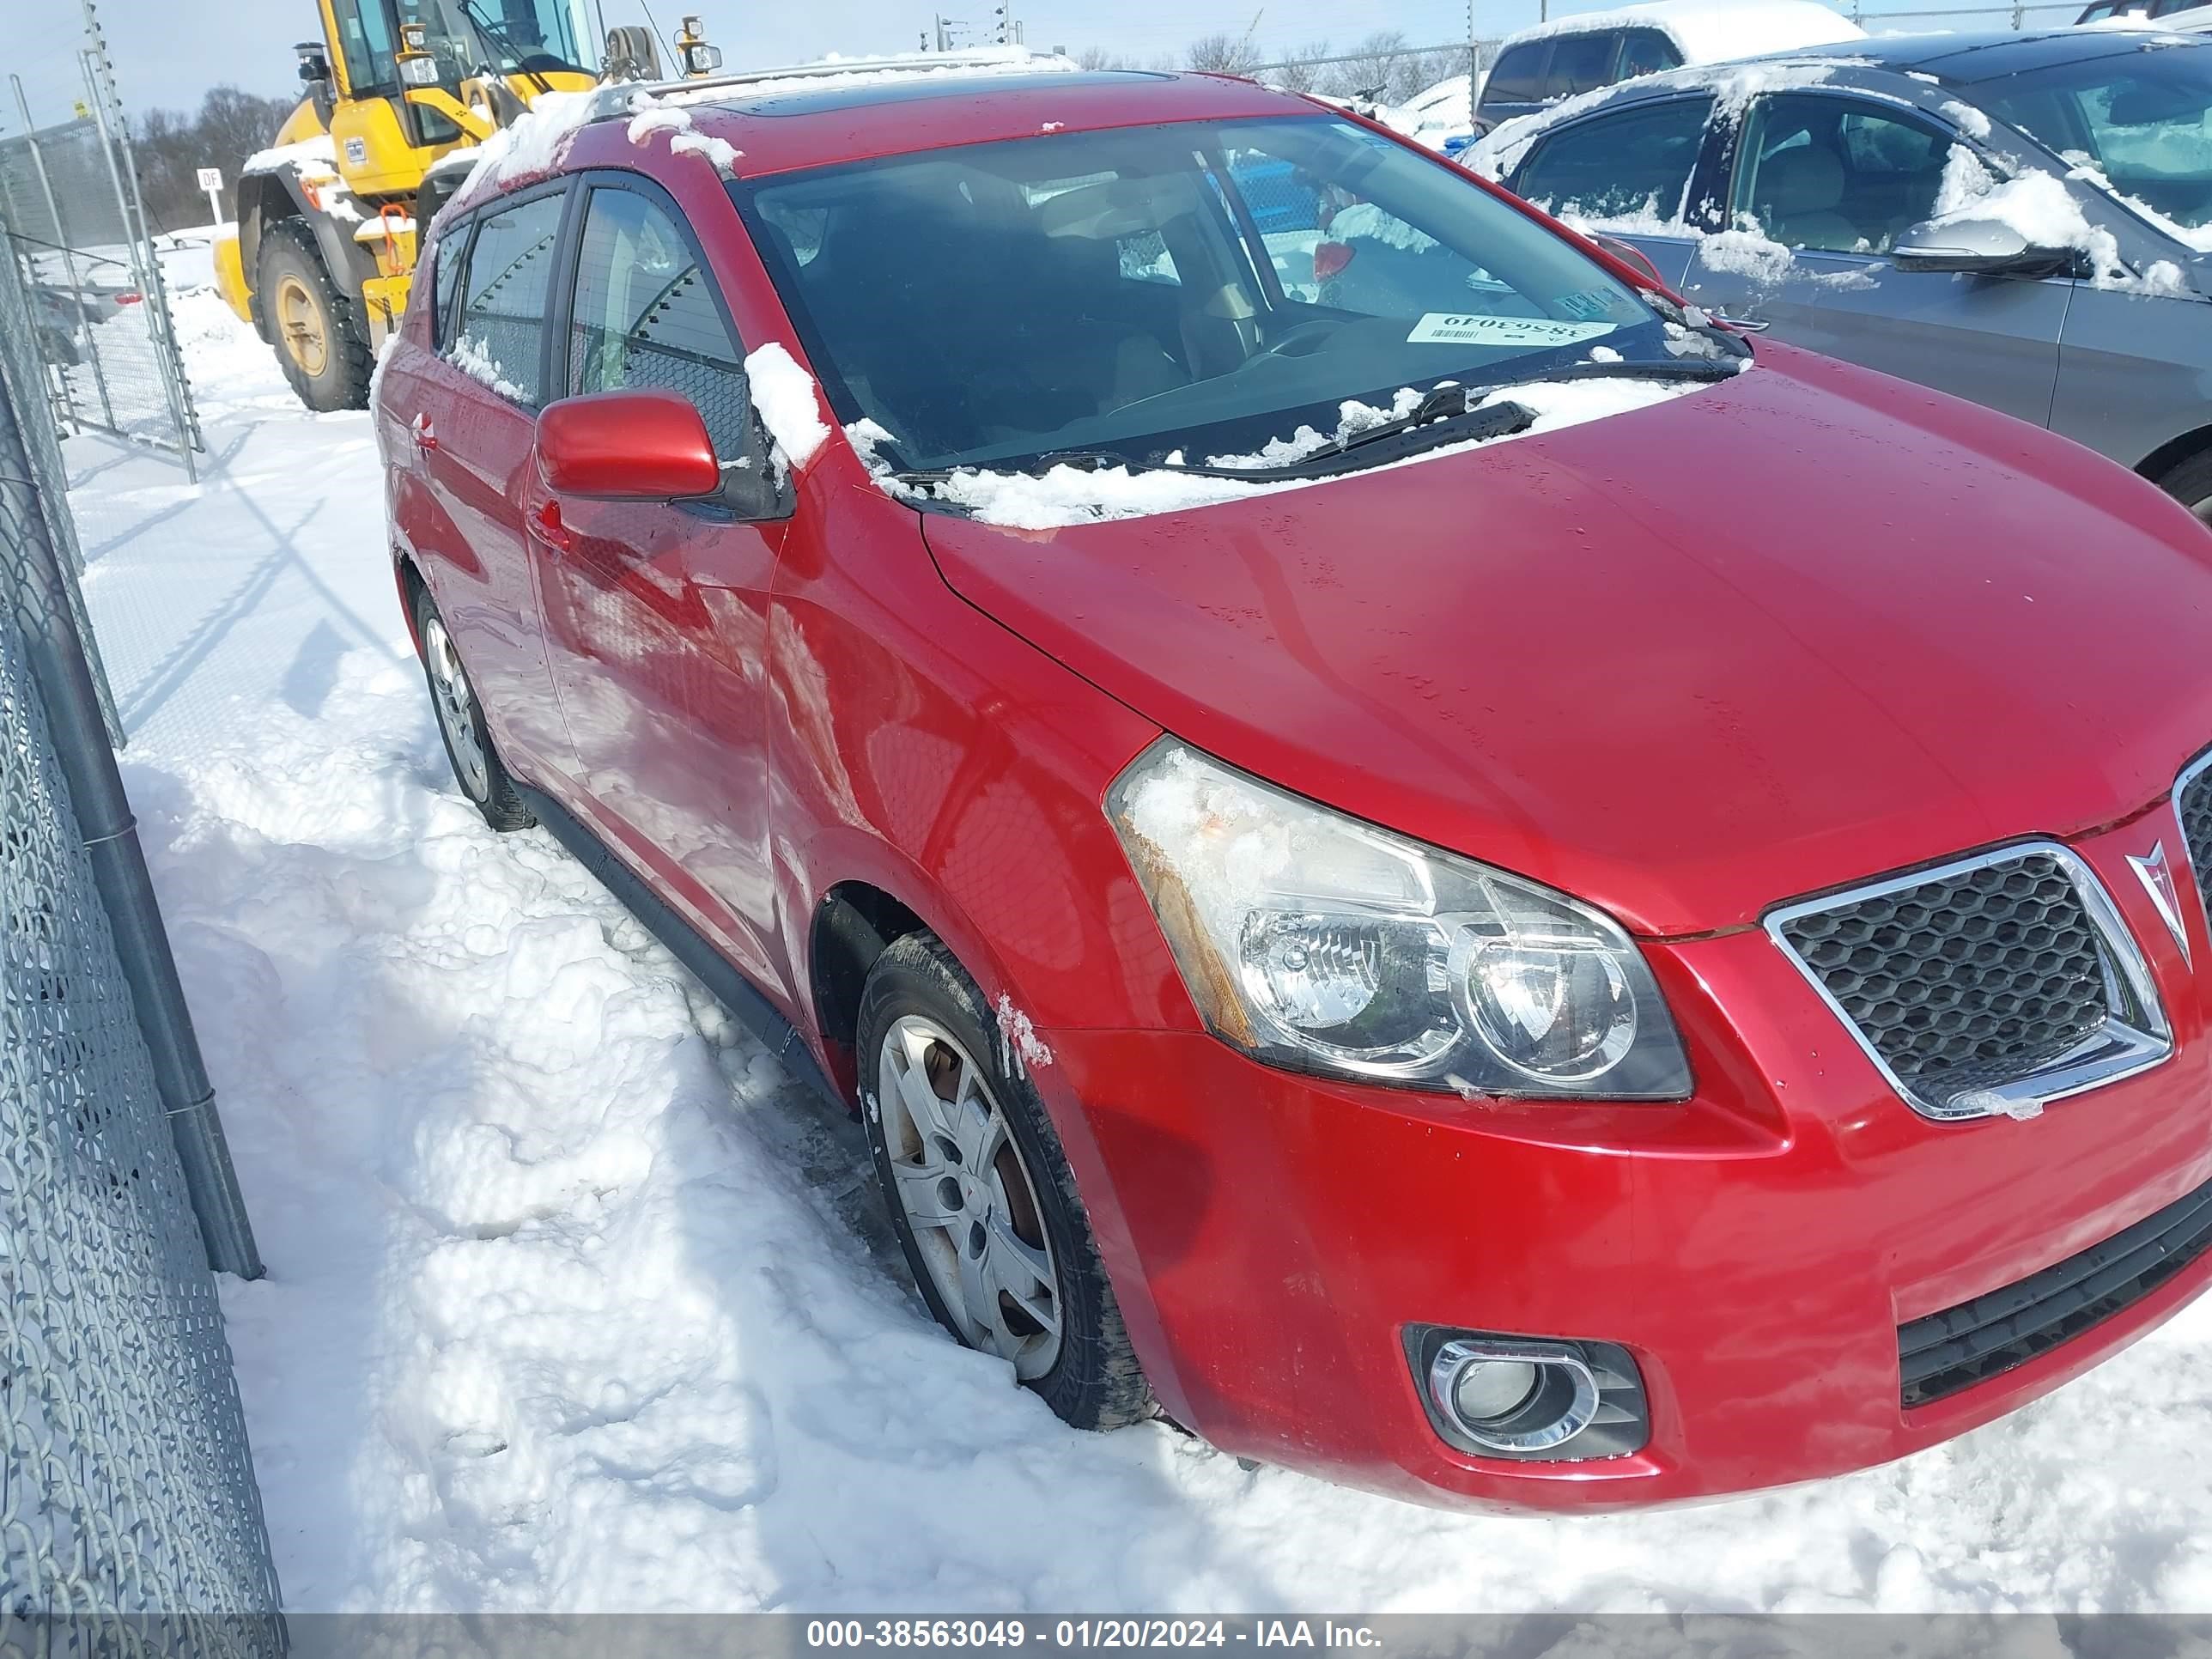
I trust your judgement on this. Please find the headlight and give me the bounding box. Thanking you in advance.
[1106,742,1691,1100]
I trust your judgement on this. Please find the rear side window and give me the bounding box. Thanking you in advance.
[449,189,566,405]
[567,185,753,465]
[1486,43,1549,106]
[1516,98,1714,223]
[1547,33,1619,100]
[428,220,470,351]
[1617,28,1683,79]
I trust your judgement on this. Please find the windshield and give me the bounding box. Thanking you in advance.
[735,117,1679,474]
[1978,44,2212,234]
[405,0,587,78]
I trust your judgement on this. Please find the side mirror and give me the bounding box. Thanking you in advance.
[537,390,722,500]
[1891,216,2074,278]
[1590,233,1665,288]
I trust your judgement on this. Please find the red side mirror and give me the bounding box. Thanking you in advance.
[1589,233,1664,289]
[536,390,721,500]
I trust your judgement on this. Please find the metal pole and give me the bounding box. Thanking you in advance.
[79,42,200,481]
[0,263,261,1280]
[12,75,115,434]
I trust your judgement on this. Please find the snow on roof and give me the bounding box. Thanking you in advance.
[1469,58,1837,178]
[1498,0,1865,64]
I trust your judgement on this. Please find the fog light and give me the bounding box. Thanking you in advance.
[1427,1338,1598,1453]
[1451,1358,1538,1422]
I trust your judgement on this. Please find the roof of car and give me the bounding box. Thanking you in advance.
[1733,24,2205,78]
[635,65,1316,179]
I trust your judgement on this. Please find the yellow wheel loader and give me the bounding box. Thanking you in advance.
[215,3,720,410]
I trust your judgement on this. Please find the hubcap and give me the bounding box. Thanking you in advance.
[422,616,490,800]
[877,1015,1063,1379]
[275,274,329,376]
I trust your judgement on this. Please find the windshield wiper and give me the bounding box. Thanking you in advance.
[972,391,1540,484]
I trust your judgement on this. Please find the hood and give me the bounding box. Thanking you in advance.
[920,344,2212,936]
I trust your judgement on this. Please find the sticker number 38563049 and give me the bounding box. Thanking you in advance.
[1406,313,1618,348]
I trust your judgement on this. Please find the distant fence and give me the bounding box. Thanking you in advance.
[0,161,280,1654]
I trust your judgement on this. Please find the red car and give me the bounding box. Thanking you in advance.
[376,59,2212,1512]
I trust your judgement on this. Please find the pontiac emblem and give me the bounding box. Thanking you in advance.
[2129,840,2191,965]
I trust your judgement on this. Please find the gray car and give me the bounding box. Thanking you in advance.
[1478,30,2212,519]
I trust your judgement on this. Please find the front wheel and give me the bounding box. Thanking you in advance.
[858,933,1152,1431]
[257,218,372,412]
[2155,450,2212,529]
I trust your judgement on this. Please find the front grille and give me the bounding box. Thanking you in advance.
[2177,757,2212,920]
[1899,1176,2212,1407]
[1767,847,2162,1120]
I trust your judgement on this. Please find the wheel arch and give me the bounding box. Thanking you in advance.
[238,171,382,313]
[2137,422,2212,492]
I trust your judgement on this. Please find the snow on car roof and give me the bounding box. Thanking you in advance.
[1495,0,1864,64]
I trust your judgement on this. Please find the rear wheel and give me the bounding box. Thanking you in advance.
[2155,450,2212,529]
[858,933,1151,1431]
[411,585,533,832]
[257,218,372,412]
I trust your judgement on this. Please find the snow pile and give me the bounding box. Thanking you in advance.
[1497,0,1863,62]
[1929,145,2187,294]
[241,133,339,179]
[624,100,744,178]
[743,342,831,477]
[1326,203,1440,254]
[862,375,1710,530]
[441,87,609,222]
[449,333,525,401]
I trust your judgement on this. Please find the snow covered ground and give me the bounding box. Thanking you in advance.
[62,283,2212,1616]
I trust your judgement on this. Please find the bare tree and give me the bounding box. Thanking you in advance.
[1320,28,1413,102]
[126,85,298,232]
[1186,30,1264,75]
[1263,40,1334,94]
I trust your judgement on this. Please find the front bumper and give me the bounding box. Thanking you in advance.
[1037,809,2212,1512]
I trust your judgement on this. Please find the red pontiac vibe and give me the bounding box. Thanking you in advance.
[376,59,2212,1511]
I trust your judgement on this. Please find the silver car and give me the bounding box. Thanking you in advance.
[1478,30,2212,519]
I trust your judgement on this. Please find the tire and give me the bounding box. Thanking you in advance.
[411,584,534,832]
[2155,450,2212,530]
[257,217,372,412]
[858,933,1151,1431]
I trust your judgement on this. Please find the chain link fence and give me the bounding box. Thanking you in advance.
[2,46,204,474]
[0,148,281,1656]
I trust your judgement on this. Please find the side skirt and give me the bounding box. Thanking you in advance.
[516,782,845,1111]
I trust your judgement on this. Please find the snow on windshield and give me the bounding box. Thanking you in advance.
[849,375,1721,530]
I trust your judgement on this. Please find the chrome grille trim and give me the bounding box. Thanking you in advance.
[1765,842,2172,1124]
[2172,747,2212,933]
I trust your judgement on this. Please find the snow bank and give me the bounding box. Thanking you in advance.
[743,341,831,475]
[1495,0,1863,67]
[863,375,1711,530]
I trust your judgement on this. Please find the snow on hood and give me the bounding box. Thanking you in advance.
[854,374,1721,531]
[1496,0,1863,66]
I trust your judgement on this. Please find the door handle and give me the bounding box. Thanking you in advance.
[410,413,438,452]
[529,498,574,553]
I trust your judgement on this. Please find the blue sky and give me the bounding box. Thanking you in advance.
[12,0,2068,127]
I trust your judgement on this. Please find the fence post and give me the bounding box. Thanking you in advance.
[11,74,117,434]
[0,240,258,1279]
[78,37,201,481]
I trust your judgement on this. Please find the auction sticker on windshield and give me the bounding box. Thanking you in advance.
[1407,314,1618,347]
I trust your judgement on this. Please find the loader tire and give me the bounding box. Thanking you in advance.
[258,218,373,412]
